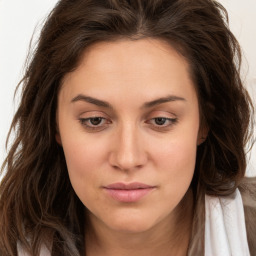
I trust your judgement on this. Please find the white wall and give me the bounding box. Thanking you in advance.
[0,0,255,176]
[220,0,256,177]
[0,0,59,174]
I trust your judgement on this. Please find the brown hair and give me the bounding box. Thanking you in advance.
[0,0,255,255]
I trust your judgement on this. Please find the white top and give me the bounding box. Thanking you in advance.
[18,189,250,256]
[17,242,50,256]
[205,188,250,256]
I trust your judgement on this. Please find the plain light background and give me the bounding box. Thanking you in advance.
[0,0,255,177]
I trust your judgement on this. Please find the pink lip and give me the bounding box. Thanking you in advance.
[103,182,155,202]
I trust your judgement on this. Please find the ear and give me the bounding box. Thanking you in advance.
[197,124,209,146]
[55,132,62,145]
[55,120,62,145]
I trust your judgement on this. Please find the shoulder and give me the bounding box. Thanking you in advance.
[239,176,256,255]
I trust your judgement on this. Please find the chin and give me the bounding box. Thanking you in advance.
[103,210,161,234]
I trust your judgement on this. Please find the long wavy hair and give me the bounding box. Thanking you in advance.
[0,0,255,255]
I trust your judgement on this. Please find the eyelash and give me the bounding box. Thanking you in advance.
[79,117,111,131]
[146,117,178,130]
[78,116,178,132]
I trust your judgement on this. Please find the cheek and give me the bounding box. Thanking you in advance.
[152,140,197,213]
[62,129,106,172]
[170,141,196,170]
[61,137,107,201]
[156,141,197,193]
[150,124,198,197]
[153,127,198,171]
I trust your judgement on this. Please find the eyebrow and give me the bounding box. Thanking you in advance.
[71,94,112,108]
[71,94,186,109]
[143,95,186,108]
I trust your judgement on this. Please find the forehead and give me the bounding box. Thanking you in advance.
[60,38,197,106]
[74,38,190,79]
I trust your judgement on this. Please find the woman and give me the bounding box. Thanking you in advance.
[0,0,255,255]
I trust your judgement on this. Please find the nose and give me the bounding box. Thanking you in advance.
[109,124,148,171]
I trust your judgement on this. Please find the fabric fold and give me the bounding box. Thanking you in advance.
[205,189,250,256]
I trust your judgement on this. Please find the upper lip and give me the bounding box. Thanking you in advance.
[104,182,155,190]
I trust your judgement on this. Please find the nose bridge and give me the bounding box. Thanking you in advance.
[110,121,146,170]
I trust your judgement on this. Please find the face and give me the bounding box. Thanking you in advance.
[57,39,201,234]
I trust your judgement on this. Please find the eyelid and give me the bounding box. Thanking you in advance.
[78,110,108,117]
[147,117,177,125]
[78,117,111,132]
[146,110,177,119]
[145,111,178,130]
[78,111,112,131]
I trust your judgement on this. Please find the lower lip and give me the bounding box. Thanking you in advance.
[104,188,154,203]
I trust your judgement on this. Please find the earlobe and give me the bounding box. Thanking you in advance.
[197,125,209,145]
[197,136,206,145]
[55,114,62,145]
[55,121,62,145]
[55,133,62,145]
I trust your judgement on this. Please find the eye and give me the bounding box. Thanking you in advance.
[147,117,178,130]
[79,117,111,131]
[154,117,169,126]
[87,117,104,126]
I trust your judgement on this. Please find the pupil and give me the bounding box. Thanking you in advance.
[90,117,102,125]
[155,118,166,125]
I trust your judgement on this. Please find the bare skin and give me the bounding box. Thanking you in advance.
[57,38,203,256]
[85,188,194,256]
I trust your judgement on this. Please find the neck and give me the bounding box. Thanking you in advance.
[85,189,194,256]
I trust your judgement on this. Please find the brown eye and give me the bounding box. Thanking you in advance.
[154,117,168,126]
[79,117,105,127]
[79,116,111,132]
[146,116,178,131]
[89,117,103,126]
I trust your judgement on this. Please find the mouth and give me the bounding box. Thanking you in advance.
[103,182,156,203]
